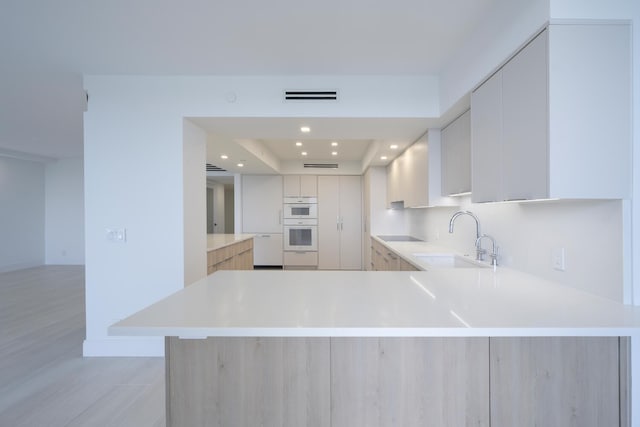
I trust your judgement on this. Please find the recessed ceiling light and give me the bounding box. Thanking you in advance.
[237,162,244,167]
[331,141,338,147]
[390,144,398,150]
[331,151,338,156]
[300,126,310,133]
[380,156,388,160]
[220,154,228,159]
[301,151,308,156]
[295,142,303,146]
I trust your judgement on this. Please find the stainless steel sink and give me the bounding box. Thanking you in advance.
[411,253,488,268]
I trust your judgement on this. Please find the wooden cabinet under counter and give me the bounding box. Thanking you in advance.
[206,235,254,278]
[371,237,419,271]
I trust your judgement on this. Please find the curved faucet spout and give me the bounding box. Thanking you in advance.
[449,210,484,261]
[448,210,481,239]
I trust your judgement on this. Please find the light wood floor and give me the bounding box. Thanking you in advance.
[0,265,165,427]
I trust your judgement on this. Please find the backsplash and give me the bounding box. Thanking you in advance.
[402,196,624,302]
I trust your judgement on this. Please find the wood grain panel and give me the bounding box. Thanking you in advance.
[490,337,620,427]
[330,337,490,427]
[166,337,330,427]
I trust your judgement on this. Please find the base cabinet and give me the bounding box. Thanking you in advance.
[490,337,626,427]
[331,338,489,427]
[165,336,627,427]
[206,239,253,276]
[371,238,419,271]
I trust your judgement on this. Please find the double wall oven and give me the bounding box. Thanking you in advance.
[283,197,318,268]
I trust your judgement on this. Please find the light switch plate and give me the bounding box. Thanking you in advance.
[106,228,127,243]
[552,247,565,271]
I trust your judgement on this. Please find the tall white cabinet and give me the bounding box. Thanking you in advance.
[471,23,631,202]
[242,175,283,266]
[318,175,362,270]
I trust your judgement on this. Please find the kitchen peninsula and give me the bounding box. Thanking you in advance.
[111,261,640,427]
[206,234,254,276]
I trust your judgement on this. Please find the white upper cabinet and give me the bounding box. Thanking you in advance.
[441,110,471,196]
[386,138,427,208]
[386,131,454,208]
[471,23,631,202]
[283,175,317,198]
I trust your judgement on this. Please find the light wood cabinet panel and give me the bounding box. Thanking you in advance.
[471,69,503,203]
[471,24,631,202]
[284,175,317,197]
[387,139,430,207]
[441,110,471,196]
[490,337,622,427]
[300,175,317,197]
[331,337,490,427]
[501,30,548,201]
[318,176,362,270]
[164,335,629,426]
[242,175,283,233]
[166,337,330,427]
[206,238,254,276]
[370,238,421,272]
[398,257,419,271]
[338,176,362,269]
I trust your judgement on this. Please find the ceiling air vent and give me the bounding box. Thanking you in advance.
[304,163,339,169]
[284,90,338,101]
[206,163,226,172]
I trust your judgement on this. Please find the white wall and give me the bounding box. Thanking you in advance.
[45,157,85,265]
[183,119,207,287]
[0,156,45,272]
[83,75,438,356]
[405,197,624,302]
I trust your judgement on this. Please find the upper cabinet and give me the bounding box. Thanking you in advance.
[471,23,631,202]
[441,110,471,196]
[283,175,317,198]
[386,131,454,208]
[386,137,427,208]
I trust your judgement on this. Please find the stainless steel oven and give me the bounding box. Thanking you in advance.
[283,218,317,251]
[283,197,317,219]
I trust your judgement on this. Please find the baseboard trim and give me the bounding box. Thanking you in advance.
[83,337,165,357]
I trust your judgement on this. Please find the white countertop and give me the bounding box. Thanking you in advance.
[109,268,640,338]
[207,234,254,252]
[371,235,490,270]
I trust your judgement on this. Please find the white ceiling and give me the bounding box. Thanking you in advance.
[0,0,501,163]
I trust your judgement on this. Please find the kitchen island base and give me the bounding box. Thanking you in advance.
[165,336,628,427]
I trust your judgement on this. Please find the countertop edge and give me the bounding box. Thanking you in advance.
[207,234,254,252]
[109,326,640,338]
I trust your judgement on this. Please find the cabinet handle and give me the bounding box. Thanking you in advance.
[337,216,340,231]
[278,210,282,225]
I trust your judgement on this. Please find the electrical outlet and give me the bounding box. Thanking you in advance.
[552,247,565,271]
[106,228,127,243]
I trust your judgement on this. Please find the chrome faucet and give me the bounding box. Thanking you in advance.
[448,210,485,261]
[476,234,498,267]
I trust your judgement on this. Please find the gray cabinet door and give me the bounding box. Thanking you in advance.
[471,70,503,203]
[441,110,471,196]
[501,30,549,201]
